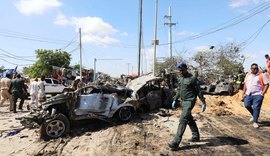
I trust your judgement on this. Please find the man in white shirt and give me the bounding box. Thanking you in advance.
[242,63,269,128]
[29,78,39,109]
[38,76,46,105]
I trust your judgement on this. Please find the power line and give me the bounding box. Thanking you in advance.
[0,48,36,62]
[157,1,270,46]
[60,34,79,50]
[240,19,270,50]
[0,28,74,44]
[0,58,32,66]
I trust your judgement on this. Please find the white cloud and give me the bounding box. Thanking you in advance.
[177,30,197,36]
[15,0,62,15]
[229,0,261,8]
[54,14,69,25]
[54,14,120,45]
[226,37,236,42]
[82,35,119,45]
[120,32,128,36]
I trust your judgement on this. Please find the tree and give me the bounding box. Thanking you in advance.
[155,56,184,75]
[23,49,71,78]
[73,64,81,71]
[216,43,244,75]
[192,43,244,82]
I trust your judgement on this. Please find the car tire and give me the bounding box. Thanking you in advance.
[117,106,133,122]
[40,113,70,140]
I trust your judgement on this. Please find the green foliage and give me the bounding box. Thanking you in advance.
[155,57,183,76]
[192,43,244,82]
[216,43,244,75]
[23,49,71,78]
[73,64,80,71]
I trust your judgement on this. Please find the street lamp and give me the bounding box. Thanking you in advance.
[93,58,123,81]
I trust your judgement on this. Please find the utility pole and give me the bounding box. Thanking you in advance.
[164,6,176,58]
[93,58,97,81]
[152,0,159,76]
[138,0,143,76]
[127,63,131,75]
[79,28,83,83]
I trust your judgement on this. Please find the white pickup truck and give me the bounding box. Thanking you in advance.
[44,78,69,95]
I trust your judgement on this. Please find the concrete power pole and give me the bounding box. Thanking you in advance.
[137,0,143,76]
[79,28,83,83]
[152,0,159,76]
[164,6,176,58]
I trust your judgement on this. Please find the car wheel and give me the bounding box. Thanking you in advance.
[40,113,70,140]
[117,107,133,122]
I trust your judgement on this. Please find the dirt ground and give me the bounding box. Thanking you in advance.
[0,91,270,156]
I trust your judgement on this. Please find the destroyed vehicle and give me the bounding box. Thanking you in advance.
[19,85,135,140]
[200,78,235,96]
[125,75,174,111]
[18,75,173,140]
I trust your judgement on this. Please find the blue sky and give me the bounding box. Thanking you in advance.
[0,0,270,77]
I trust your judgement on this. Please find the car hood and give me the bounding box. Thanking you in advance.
[42,93,71,105]
[126,75,163,92]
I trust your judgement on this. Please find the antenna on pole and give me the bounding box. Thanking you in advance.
[164,6,177,58]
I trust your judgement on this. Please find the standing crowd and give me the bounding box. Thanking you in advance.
[0,74,46,113]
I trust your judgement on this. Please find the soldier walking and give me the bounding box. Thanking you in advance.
[168,61,207,150]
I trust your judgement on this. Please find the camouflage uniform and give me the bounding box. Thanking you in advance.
[172,72,205,146]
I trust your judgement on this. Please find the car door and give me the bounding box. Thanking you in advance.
[44,78,60,94]
[78,93,114,115]
[44,78,53,94]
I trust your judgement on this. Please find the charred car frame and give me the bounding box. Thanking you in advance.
[18,75,174,140]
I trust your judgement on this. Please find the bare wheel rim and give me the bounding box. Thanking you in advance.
[46,120,66,138]
[119,107,132,121]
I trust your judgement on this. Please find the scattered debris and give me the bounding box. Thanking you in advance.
[216,101,226,106]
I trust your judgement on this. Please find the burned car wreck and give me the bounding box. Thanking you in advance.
[200,78,235,96]
[18,75,174,140]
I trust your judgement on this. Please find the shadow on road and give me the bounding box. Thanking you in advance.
[180,136,249,150]
[259,121,270,127]
[68,113,158,137]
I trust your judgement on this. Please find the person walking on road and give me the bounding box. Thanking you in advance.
[28,78,39,109]
[0,73,12,111]
[9,74,25,113]
[242,63,269,128]
[168,61,207,150]
[38,76,46,104]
